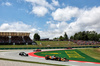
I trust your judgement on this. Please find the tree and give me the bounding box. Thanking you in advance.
[98,34,100,41]
[74,33,78,40]
[64,32,68,40]
[59,36,64,41]
[34,33,40,41]
[70,36,74,39]
[53,37,59,41]
[71,31,99,41]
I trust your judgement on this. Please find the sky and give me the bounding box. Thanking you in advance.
[0,0,100,39]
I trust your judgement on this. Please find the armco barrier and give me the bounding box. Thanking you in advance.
[0,46,99,50]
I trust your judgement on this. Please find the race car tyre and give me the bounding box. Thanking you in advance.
[26,54,28,56]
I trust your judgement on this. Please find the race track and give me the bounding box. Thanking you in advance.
[0,49,100,66]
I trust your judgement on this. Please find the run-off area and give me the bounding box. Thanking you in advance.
[65,51,85,58]
[34,49,100,63]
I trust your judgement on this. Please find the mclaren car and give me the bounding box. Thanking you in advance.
[45,55,69,62]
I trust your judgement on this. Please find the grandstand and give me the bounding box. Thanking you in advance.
[0,32,37,45]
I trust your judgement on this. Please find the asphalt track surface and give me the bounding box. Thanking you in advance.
[0,49,100,66]
[0,60,53,66]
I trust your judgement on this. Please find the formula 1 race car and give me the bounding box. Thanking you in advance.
[33,49,41,52]
[45,55,69,62]
[19,52,28,56]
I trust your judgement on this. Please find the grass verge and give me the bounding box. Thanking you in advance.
[78,48,100,60]
[34,49,100,62]
[0,41,99,49]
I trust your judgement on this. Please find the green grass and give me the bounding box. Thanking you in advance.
[36,41,76,47]
[36,41,100,47]
[34,49,100,63]
[0,45,38,48]
[0,41,99,49]
[0,41,75,48]
[0,41,76,48]
[78,48,100,60]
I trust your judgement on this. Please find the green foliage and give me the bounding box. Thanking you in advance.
[64,32,68,40]
[70,36,74,39]
[58,32,68,41]
[53,37,59,41]
[59,36,64,41]
[34,33,40,41]
[70,31,100,41]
